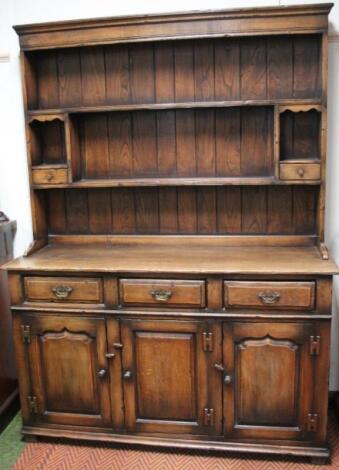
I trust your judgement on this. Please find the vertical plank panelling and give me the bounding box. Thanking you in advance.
[215,108,241,176]
[267,186,293,234]
[194,40,215,101]
[80,47,106,105]
[216,187,241,233]
[130,44,155,103]
[135,189,159,233]
[57,49,82,107]
[240,38,267,100]
[48,190,66,234]
[108,113,133,176]
[105,45,130,104]
[82,114,109,178]
[111,189,136,233]
[267,37,293,99]
[88,189,112,234]
[155,43,175,103]
[157,111,177,176]
[293,187,317,234]
[132,112,157,176]
[65,189,89,234]
[292,111,319,160]
[196,110,215,176]
[159,188,178,233]
[48,186,318,236]
[242,187,267,233]
[175,110,196,176]
[41,121,66,164]
[197,187,216,233]
[37,51,59,108]
[241,108,272,176]
[215,39,240,100]
[174,42,195,101]
[177,188,197,233]
[293,35,321,99]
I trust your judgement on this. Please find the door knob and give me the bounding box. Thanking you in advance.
[123,370,133,380]
[224,374,233,385]
[214,363,232,385]
[98,369,107,378]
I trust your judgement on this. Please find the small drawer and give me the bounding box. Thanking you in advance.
[119,279,206,308]
[32,168,68,185]
[224,281,315,310]
[24,277,103,303]
[280,162,320,181]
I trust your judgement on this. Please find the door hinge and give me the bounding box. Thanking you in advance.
[21,325,31,344]
[310,335,321,355]
[307,413,318,432]
[28,396,38,414]
[203,407,214,426]
[202,332,213,352]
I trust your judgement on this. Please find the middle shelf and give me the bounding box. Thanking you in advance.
[28,103,324,188]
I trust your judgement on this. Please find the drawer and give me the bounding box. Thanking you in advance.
[32,168,68,185]
[280,162,320,181]
[119,279,206,308]
[24,277,103,303]
[224,281,315,310]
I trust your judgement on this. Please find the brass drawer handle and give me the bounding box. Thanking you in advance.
[257,291,281,305]
[51,285,73,299]
[150,289,173,302]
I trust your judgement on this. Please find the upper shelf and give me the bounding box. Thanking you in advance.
[27,99,322,118]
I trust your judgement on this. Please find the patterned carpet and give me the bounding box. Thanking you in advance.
[9,413,339,470]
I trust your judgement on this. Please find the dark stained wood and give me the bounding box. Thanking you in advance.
[27,315,111,427]
[223,322,314,440]
[120,319,221,435]
[45,186,319,236]
[119,279,206,308]
[224,281,315,310]
[14,5,331,51]
[8,5,336,461]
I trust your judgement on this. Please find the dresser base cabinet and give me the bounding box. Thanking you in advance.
[12,309,331,460]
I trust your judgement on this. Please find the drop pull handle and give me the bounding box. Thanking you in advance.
[257,291,281,305]
[150,289,173,302]
[52,285,73,299]
[214,363,225,372]
[123,370,133,380]
[98,369,107,378]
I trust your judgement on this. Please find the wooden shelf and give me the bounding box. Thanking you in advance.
[32,176,323,189]
[5,237,338,275]
[27,98,321,117]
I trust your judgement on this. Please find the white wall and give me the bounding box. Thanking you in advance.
[1,0,339,387]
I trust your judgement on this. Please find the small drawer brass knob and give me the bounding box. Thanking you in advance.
[297,167,305,177]
[51,285,73,299]
[46,172,54,182]
[150,289,173,302]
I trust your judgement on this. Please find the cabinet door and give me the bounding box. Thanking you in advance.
[121,319,222,435]
[223,322,316,441]
[26,314,111,427]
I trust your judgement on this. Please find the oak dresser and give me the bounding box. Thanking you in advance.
[5,3,339,464]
